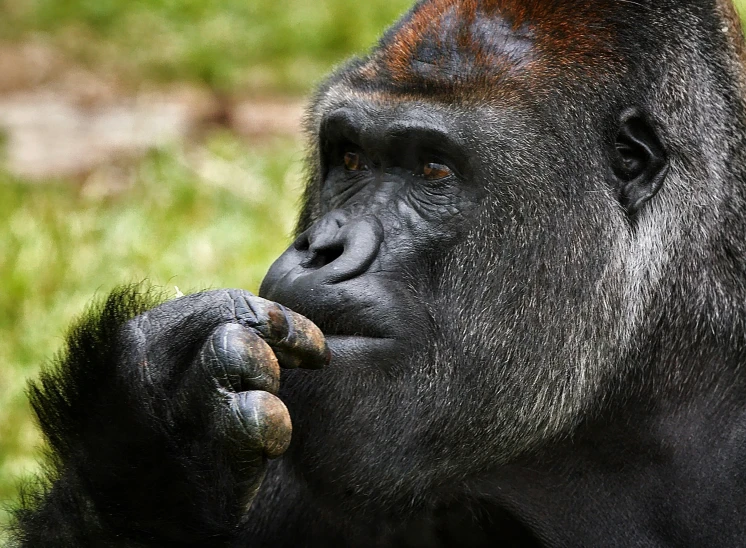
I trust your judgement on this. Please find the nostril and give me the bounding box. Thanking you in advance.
[304,243,345,270]
[294,234,310,252]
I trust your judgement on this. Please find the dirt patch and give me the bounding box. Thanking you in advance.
[230,100,306,139]
[0,41,306,181]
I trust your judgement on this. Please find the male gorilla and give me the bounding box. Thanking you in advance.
[11,0,746,545]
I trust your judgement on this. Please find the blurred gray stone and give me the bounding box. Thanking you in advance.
[0,91,199,179]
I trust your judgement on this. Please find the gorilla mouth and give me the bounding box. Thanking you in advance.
[323,334,402,367]
[283,292,416,368]
[313,313,397,339]
[299,302,406,362]
[310,313,401,346]
[324,334,397,343]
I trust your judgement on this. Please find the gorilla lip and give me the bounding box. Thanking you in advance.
[324,334,400,366]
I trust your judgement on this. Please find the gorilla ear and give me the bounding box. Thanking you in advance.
[611,109,669,217]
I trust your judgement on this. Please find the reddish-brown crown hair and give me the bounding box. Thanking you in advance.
[353,0,622,100]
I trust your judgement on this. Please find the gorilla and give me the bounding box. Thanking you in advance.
[11,0,746,545]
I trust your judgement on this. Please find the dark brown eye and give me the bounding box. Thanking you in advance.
[344,151,367,171]
[422,162,452,180]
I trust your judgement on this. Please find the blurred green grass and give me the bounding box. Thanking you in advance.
[0,0,413,94]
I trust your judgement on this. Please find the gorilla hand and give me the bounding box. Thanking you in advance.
[130,289,328,498]
[23,288,328,546]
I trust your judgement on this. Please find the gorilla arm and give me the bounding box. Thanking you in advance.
[10,287,328,547]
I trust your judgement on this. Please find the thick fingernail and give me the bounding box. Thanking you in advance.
[266,305,330,369]
[230,295,330,370]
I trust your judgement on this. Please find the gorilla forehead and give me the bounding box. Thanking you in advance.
[349,0,620,100]
[389,4,535,79]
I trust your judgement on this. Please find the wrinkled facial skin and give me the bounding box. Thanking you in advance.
[258,0,703,517]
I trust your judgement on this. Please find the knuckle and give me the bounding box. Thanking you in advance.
[138,289,260,336]
[225,289,263,326]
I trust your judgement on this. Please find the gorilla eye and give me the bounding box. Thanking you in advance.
[422,162,452,180]
[343,151,368,171]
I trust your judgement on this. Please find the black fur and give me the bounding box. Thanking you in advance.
[11,287,164,546]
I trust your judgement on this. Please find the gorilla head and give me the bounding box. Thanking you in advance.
[260,0,746,520]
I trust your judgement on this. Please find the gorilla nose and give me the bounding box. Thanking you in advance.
[259,212,384,299]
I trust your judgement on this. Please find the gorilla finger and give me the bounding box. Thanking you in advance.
[199,323,280,394]
[126,289,261,349]
[127,288,328,370]
[230,292,330,370]
[223,390,292,459]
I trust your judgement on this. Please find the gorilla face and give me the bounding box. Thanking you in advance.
[259,1,669,513]
[261,100,483,369]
